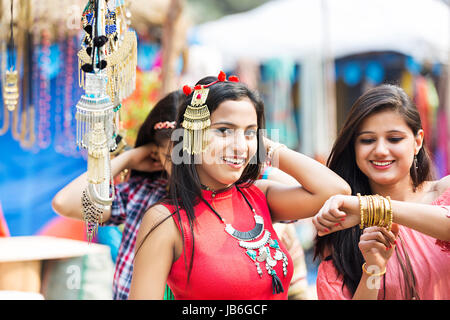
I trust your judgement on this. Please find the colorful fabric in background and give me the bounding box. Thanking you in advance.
[415,75,448,177]
[121,43,163,146]
[436,108,448,178]
[400,57,449,178]
[121,68,161,146]
[260,58,299,149]
[37,216,86,241]
[0,202,10,237]
[412,78,429,138]
[0,35,86,236]
[96,225,122,263]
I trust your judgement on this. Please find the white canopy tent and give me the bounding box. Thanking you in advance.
[193,0,449,69]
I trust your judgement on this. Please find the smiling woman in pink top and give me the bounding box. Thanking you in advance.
[312,84,450,300]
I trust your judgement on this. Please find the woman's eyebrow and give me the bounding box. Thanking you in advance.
[211,121,258,128]
[356,130,374,136]
[356,129,407,136]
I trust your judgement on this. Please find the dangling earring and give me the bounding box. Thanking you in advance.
[412,154,419,192]
[182,87,211,155]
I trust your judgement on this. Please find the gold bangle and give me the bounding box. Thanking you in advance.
[378,195,385,227]
[265,143,286,167]
[368,195,375,227]
[386,196,393,231]
[381,196,390,228]
[364,195,370,228]
[375,195,383,227]
[372,195,378,226]
[357,193,364,229]
[362,262,386,276]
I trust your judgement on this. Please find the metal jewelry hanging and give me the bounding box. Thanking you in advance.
[3,0,19,113]
[77,0,136,242]
[77,0,116,243]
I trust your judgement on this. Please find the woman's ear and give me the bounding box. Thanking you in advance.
[414,129,424,155]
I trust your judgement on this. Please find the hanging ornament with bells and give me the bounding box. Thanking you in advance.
[77,0,116,243]
[3,69,19,112]
[77,0,136,242]
[3,0,19,113]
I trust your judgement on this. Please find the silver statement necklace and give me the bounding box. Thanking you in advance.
[201,185,288,294]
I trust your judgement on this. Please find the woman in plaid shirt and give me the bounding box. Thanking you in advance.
[52,90,182,299]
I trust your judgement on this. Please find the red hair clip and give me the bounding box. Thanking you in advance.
[154,121,176,130]
[218,70,226,82]
[183,85,193,96]
[182,71,240,95]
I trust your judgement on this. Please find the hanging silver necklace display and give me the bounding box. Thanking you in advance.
[201,185,288,294]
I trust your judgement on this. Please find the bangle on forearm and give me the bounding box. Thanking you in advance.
[357,193,393,230]
[357,193,364,229]
[362,262,386,277]
[441,206,450,218]
[265,143,286,167]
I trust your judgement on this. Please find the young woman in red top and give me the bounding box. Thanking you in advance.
[128,72,351,300]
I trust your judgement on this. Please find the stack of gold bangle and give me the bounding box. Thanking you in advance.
[357,193,393,231]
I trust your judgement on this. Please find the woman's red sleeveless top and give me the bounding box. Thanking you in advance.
[163,184,293,300]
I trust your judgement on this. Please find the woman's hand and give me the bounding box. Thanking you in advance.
[127,144,164,173]
[358,224,398,272]
[312,195,361,236]
[351,224,399,300]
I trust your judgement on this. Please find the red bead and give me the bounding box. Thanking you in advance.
[218,71,226,82]
[183,85,192,96]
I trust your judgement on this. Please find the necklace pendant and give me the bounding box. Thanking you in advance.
[255,262,263,278]
[282,253,288,277]
[245,249,257,261]
[267,256,277,268]
[256,247,268,262]
[274,249,283,260]
[225,215,264,241]
[269,239,280,249]
[239,230,271,249]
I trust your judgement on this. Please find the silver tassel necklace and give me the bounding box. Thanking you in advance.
[200,185,288,294]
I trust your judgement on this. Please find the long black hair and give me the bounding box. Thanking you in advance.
[166,76,266,280]
[314,84,433,299]
[130,90,184,179]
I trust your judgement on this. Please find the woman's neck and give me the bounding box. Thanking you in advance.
[201,183,234,193]
[369,175,420,202]
[195,165,235,192]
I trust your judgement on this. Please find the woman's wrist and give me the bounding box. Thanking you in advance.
[342,195,360,216]
[113,148,134,173]
[356,194,393,231]
[362,262,386,276]
[265,142,287,167]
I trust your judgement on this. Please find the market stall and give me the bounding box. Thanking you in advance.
[0,0,188,238]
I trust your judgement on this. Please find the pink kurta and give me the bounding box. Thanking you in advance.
[317,188,450,300]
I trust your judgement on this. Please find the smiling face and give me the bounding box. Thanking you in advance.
[195,98,259,190]
[354,109,424,190]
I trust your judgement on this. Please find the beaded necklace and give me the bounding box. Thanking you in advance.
[200,184,288,294]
